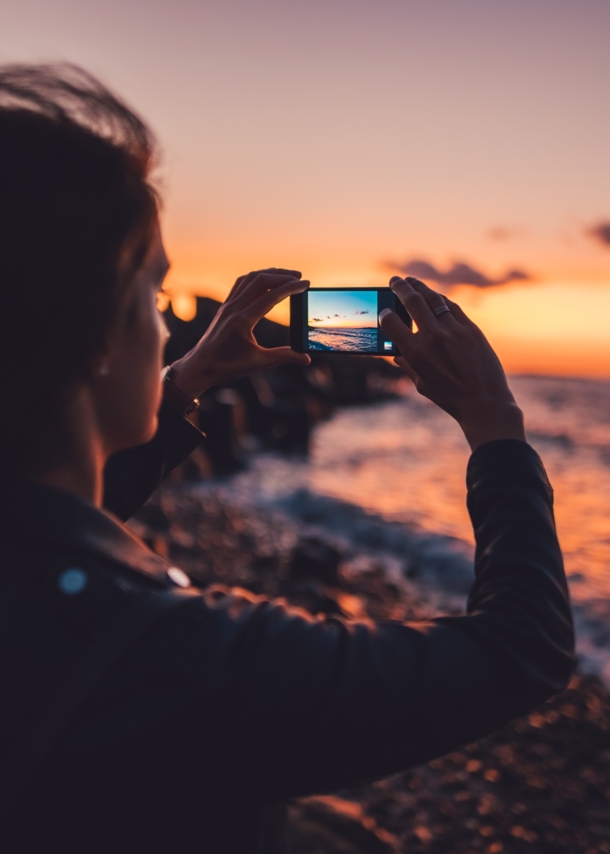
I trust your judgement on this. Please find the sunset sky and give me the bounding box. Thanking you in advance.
[2,0,610,375]
[308,291,378,329]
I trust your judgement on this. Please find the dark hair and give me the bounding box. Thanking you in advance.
[0,63,159,454]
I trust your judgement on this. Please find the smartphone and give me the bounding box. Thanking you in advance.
[290,287,411,355]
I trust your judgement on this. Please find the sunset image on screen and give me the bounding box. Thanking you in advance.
[308,290,378,351]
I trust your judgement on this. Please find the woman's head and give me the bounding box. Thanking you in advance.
[0,63,168,470]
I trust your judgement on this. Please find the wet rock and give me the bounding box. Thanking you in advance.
[197,392,247,475]
[288,537,342,586]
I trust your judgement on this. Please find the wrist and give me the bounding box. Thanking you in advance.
[169,355,218,400]
[459,402,526,452]
[162,365,202,416]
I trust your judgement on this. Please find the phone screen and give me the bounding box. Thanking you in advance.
[290,288,410,355]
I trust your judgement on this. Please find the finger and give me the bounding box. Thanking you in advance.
[229,268,302,301]
[388,278,438,333]
[259,346,311,369]
[438,294,474,327]
[243,278,310,321]
[379,307,414,357]
[227,272,250,300]
[232,272,303,309]
[404,277,457,325]
[229,270,287,302]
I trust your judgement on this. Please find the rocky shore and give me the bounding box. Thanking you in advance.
[130,477,610,854]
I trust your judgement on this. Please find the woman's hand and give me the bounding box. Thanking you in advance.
[168,268,311,398]
[380,276,525,451]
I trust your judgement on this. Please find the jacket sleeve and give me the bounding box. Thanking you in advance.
[102,402,204,521]
[120,439,575,801]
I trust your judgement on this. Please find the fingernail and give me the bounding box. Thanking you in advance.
[299,280,310,290]
[379,308,392,321]
[389,277,405,289]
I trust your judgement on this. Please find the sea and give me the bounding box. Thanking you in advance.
[197,375,610,684]
[308,326,378,352]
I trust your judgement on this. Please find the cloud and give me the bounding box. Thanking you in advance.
[587,222,610,247]
[354,310,370,315]
[312,317,323,322]
[386,258,531,290]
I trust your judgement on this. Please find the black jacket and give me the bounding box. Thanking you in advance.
[0,404,574,853]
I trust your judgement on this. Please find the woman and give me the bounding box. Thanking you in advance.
[0,64,573,853]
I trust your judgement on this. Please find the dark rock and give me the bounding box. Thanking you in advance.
[197,391,246,475]
[289,537,342,586]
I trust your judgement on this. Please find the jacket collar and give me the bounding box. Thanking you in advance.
[0,479,171,581]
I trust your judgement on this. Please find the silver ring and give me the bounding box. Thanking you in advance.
[433,303,451,318]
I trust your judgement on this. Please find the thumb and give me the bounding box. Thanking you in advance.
[262,346,311,369]
[379,308,413,356]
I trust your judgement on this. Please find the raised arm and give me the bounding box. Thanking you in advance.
[103,268,310,520]
[160,436,572,801]
[103,400,204,521]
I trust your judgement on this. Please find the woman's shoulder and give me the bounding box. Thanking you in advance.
[0,478,194,643]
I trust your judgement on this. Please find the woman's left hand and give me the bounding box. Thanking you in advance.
[168,268,311,398]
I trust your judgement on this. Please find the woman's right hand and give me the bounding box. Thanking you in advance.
[168,268,311,399]
[379,276,525,451]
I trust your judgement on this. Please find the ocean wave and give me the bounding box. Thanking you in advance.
[308,326,378,353]
[572,601,610,685]
[276,487,474,594]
